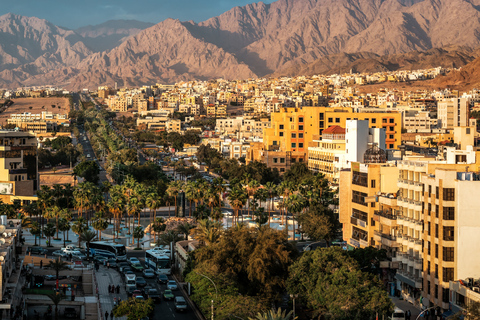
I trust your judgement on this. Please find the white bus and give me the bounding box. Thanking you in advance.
[87,241,127,261]
[145,249,171,275]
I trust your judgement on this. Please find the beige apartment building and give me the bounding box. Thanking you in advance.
[437,98,469,129]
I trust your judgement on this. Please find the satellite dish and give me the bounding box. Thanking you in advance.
[0,226,6,233]
[7,233,11,237]
[0,256,4,261]
[2,233,6,238]
[0,239,5,245]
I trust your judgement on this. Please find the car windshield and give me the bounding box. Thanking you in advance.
[149,289,158,294]
[137,277,145,281]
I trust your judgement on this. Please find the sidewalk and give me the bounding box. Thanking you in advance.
[391,297,423,319]
[95,264,127,320]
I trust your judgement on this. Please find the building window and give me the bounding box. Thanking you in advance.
[279,132,284,137]
[352,209,368,224]
[443,288,450,304]
[427,281,431,294]
[299,133,304,138]
[299,143,303,148]
[352,171,368,187]
[435,244,438,258]
[291,133,296,138]
[443,268,454,282]
[443,207,455,220]
[443,247,454,262]
[280,158,285,163]
[389,118,394,123]
[428,185,432,196]
[428,222,431,236]
[273,158,278,163]
[435,285,438,299]
[389,144,394,148]
[389,126,394,131]
[299,125,304,131]
[467,128,471,134]
[428,203,431,216]
[328,117,333,123]
[389,134,394,139]
[372,118,376,124]
[435,224,439,238]
[427,261,430,274]
[279,124,284,129]
[427,241,431,255]
[443,188,455,201]
[435,205,439,218]
[320,121,324,128]
[436,186,439,199]
[290,117,293,122]
[371,180,376,188]
[435,264,438,279]
[291,143,296,148]
[280,168,285,172]
[320,113,324,120]
[335,118,340,123]
[352,190,368,206]
[273,141,277,145]
[299,117,304,123]
[444,227,454,241]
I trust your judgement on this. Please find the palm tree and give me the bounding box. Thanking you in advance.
[190,219,223,245]
[44,223,56,246]
[227,186,247,225]
[264,182,278,216]
[47,257,69,287]
[249,308,294,320]
[167,181,181,215]
[133,226,145,249]
[246,179,261,217]
[71,218,88,247]
[176,222,196,240]
[152,218,166,244]
[58,218,70,247]
[30,221,41,246]
[46,292,66,320]
[45,206,63,239]
[92,215,109,240]
[157,230,182,246]
[286,194,306,241]
[108,185,126,241]
[145,191,161,227]
[184,181,196,217]
[79,230,97,260]
[37,185,53,239]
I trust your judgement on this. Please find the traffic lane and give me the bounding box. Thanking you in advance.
[124,268,195,320]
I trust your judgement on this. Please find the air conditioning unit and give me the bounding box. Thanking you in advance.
[473,287,480,293]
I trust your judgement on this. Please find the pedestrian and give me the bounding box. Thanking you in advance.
[110,310,113,320]
[39,260,43,269]
[105,311,109,320]
[108,284,111,293]
[116,285,120,294]
[425,310,429,319]
[406,309,411,320]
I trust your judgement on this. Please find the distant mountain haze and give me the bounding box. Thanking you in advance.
[2,0,480,89]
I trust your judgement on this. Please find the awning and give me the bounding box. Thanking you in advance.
[395,273,415,288]
[441,310,462,320]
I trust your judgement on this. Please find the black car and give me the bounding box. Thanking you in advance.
[28,246,48,255]
[147,288,161,303]
[107,259,118,268]
[136,277,147,288]
[157,274,168,284]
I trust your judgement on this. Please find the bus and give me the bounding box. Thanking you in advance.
[87,241,127,261]
[145,249,171,275]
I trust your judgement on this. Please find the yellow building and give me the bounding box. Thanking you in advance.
[263,106,402,162]
[0,130,38,205]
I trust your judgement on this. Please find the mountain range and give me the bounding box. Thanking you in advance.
[2,0,480,90]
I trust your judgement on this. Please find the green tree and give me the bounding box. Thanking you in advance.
[133,226,145,249]
[47,257,69,283]
[92,215,109,241]
[152,217,166,244]
[46,292,65,320]
[451,301,480,320]
[58,218,71,247]
[79,230,97,260]
[287,247,393,320]
[71,218,88,247]
[30,221,41,246]
[249,308,295,320]
[113,297,154,320]
[157,230,182,246]
[190,219,223,245]
[43,223,56,246]
[176,222,196,240]
[73,160,100,184]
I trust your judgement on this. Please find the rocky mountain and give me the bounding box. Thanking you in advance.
[3,0,480,89]
[75,20,154,52]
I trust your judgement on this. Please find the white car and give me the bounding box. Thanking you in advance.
[128,257,140,266]
[143,269,155,278]
[167,280,178,290]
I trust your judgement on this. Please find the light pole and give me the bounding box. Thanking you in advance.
[415,306,437,320]
[195,272,218,320]
[290,294,299,319]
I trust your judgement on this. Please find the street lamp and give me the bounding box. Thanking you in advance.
[290,294,299,319]
[195,272,218,320]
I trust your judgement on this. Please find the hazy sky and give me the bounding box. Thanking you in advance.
[3,0,275,29]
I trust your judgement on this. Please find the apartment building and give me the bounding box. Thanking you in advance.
[308,120,386,185]
[437,98,469,129]
[421,169,480,310]
[0,130,38,204]
[403,111,439,132]
[339,162,399,249]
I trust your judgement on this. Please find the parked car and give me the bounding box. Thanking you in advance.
[157,274,169,284]
[143,269,155,278]
[71,251,86,260]
[174,296,188,312]
[136,277,147,288]
[163,289,174,301]
[167,280,178,290]
[28,246,48,255]
[52,250,68,258]
[147,288,161,303]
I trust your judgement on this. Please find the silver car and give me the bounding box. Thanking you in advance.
[167,280,178,290]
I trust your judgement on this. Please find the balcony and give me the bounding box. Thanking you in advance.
[414,258,423,270]
[350,216,367,228]
[374,210,397,227]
